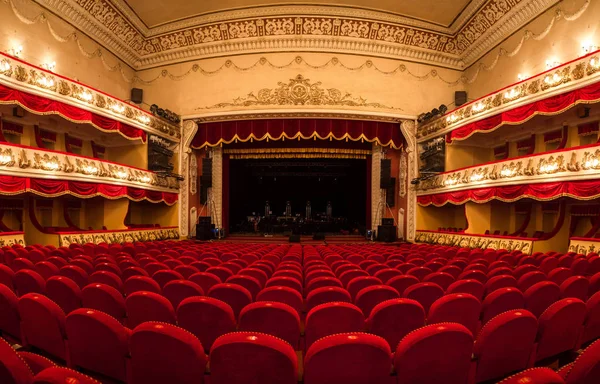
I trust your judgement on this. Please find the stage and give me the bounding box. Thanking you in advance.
[202,234,405,245]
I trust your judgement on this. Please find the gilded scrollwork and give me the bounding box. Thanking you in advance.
[415,231,533,254]
[0,148,15,167]
[60,227,180,246]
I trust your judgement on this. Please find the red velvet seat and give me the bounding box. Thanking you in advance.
[394,323,473,384]
[446,278,485,301]
[387,275,419,296]
[560,275,590,301]
[34,262,59,281]
[70,259,94,275]
[524,281,561,318]
[239,267,269,287]
[32,367,100,384]
[89,271,123,292]
[481,287,525,324]
[121,266,149,282]
[560,338,600,384]
[305,270,336,286]
[17,352,55,375]
[18,293,67,360]
[130,322,208,384]
[428,293,481,336]
[402,282,444,314]
[14,270,46,296]
[189,272,222,293]
[0,337,34,384]
[163,280,204,310]
[144,262,170,276]
[497,368,565,384]
[0,263,15,292]
[366,298,425,351]
[66,308,130,382]
[208,283,253,318]
[239,301,301,348]
[12,258,36,273]
[177,296,236,351]
[485,275,517,296]
[423,272,455,290]
[373,268,402,284]
[338,269,369,287]
[123,270,162,293]
[457,270,487,284]
[582,291,600,344]
[473,309,538,382]
[210,332,297,384]
[82,283,126,323]
[548,267,573,286]
[517,270,547,292]
[0,284,21,341]
[58,266,89,289]
[406,266,433,281]
[347,276,383,300]
[304,333,392,384]
[535,298,586,362]
[265,276,303,295]
[355,285,399,317]
[513,264,539,279]
[305,302,365,349]
[125,291,176,328]
[152,270,185,288]
[256,286,304,315]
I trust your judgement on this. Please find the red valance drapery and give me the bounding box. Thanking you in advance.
[0,83,147,143]
[417,180,600,206]
[0,175,177,205]
[447,80,600,143]
[192,119,404,149]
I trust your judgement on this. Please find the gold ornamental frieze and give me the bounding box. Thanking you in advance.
[415,230,533,254]
[59,227,180,246]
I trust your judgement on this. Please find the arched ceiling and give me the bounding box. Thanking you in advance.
[34,0,559,70]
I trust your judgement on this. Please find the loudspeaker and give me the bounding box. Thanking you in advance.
[386,177,395,207]
[197,216,211,225]
[131,88,143,104]
[313,232,325,241]
[577,106,591,118]
[12,106,25,118]
[455,91,467,106]
[289,234,301,243]
[381,218,395,226]
[195,223,212,240]
[378,225,397,242]
[380,159,391,189]
[200,186,208,204]
[202,159,212,187]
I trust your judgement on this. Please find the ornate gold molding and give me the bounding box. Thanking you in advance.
[202,75,400,110]
[0,232,25,247]
[568,238,600,255]
[0,143,179,192]
[0,53,181,141]
[417,144,600,196]
[59,227,180,246]
[415,230,533,254]
[417,53,600,142]
[32,0,559,69]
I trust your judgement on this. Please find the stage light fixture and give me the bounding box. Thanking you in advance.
[438,105,448,115]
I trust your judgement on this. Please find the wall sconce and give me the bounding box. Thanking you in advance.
[83,165,98,175]
[584,158,599,169]
[543,72,563,86]
[80,90,93,102]
[116,170,128,179]
[500,168,516,178]
[36,74,55,88]
[40,61,56,71]
[140,175,151,183]
[44,160,60,171]
[0,152,14,165]
[111,103,125,113]
[503,88,520,100]
[7,45,22,58]
[0,59,10,73]
[472,102,485,112]
[539,161,558,174]
[139,115,151,124]
[444,178,458,186]
[545,60,561,70]
[469,173,484,182]
[446,114,459,124]
[590,57,600,69]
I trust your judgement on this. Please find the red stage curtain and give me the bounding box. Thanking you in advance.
[0,83,146,142]
[0,175,176,205]
[493,143,508,159]
[192,119,403,149]
[578,121,599,136]
[65,134,83,153]
[447,80,600,142]
[417,180,600,206]
[91,141,105,158]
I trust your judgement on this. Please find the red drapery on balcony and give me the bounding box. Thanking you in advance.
[192,119,404,149]
[447,80,600,142]
[0,83,147,143]
[0,175,177,205]
[417,180,600,206]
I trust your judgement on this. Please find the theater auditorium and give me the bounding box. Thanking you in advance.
[0,0,599,383]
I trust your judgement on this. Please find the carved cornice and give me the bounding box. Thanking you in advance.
[30,0,559,69]
[417,52,600,142]
[0,52,181,141]
[0,142,179,193]
[416,144,600,196]
[58,226,180,246]
[189,110,413,124]
[415,230,533,254]
[202,74,400,110]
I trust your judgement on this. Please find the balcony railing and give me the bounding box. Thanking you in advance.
[0,142,179,192]
[415,230,534,254]
[416,143,600,195]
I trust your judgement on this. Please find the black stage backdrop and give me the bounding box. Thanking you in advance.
[228,158,367,234]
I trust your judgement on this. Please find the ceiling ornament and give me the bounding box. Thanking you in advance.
[201,74,401,110]
[133,55,463,86]
[32,0,559,70]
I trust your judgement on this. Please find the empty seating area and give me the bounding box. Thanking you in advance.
[1,240,600,383]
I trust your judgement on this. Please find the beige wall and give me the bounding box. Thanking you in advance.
[136,52,464,117]
[0,1,133,101]
[464,0,599,100]
[445,144,493,172]
[105,143,148,169]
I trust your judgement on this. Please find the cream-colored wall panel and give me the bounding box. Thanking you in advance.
[136,53,464,117]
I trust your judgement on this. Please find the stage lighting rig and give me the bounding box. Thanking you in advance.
[150,104,181,124]
[417,104,448,124]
